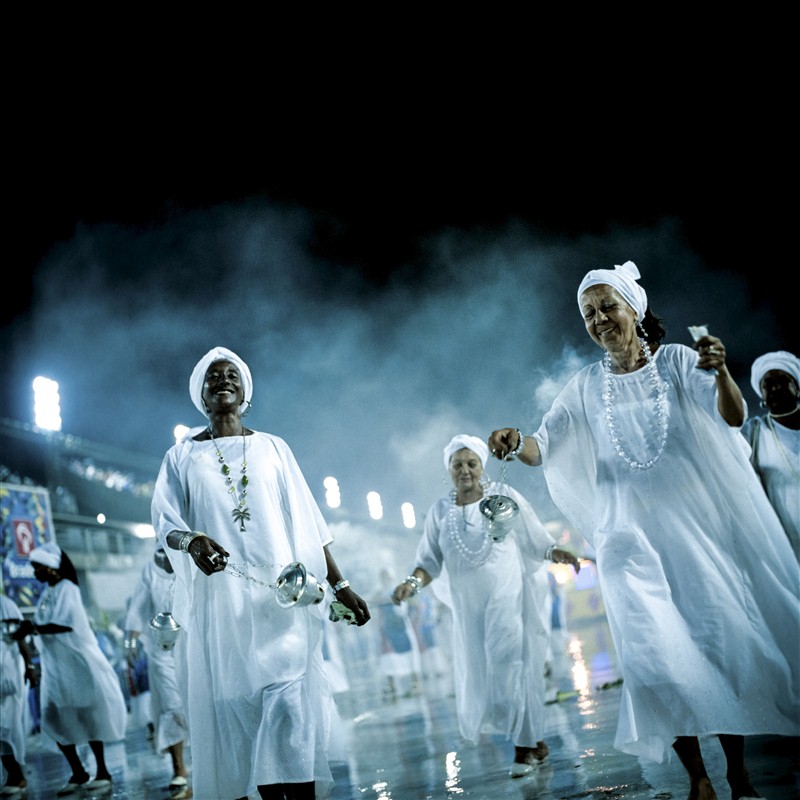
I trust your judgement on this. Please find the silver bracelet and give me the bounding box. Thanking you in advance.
[509,429,526,457]
[333,579,350,594]
[404,575,422,596]
[545,544,557,562]
[179,531,204,553]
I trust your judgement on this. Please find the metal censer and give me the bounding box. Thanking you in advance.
[149,611,183,650]
[479,493,519,542]
[274,562,325,608]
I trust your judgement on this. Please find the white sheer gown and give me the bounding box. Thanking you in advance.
[741,414,800,560]
[124,558,188,754]
[33,580,127,746]
[414,482,555,747]
[0,595,28,766]
[534,343,800,762]
[152,432,334,799]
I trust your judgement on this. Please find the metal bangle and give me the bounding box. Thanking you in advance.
[545,544,557,562]
[509,429,526,457]
[333,579,350,594]
[179,532,204,553]
[404,575,422,595]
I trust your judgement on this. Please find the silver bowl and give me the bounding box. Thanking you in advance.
[274,562,325,608]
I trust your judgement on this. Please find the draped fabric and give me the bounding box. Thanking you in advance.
[0,595,27,764]
[33,581,127,745]
[414,482,554,746]
[151,432,334,799]
[124,558,188,754]
[741,415,800,560]
[534,343,800,761]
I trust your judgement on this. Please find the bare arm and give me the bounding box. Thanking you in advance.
[324,545,371,625]
[695,336,745,427]
[391,567,434,604]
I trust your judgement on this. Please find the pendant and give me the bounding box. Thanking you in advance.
[232,506,251,532]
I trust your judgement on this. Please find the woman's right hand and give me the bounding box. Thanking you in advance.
[187,535,230,575]
[488,428,518,460]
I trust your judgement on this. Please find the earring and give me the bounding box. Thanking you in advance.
[241,399,252,417]
[760,399,767,409]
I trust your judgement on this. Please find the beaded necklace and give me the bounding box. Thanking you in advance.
[446,488,493,567]
[208,427,250,531]
[602,337,669,470]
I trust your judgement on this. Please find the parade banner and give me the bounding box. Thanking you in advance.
[0,482,56,612]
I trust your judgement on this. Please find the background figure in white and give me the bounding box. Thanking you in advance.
[124,546,190,797]
[392,434,580,778]
[12,543,127,796]
[1,591,36,794]
[741,350,800,560]
[375,567,421,702]
[406,589,451,689]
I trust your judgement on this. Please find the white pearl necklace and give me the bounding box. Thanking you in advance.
[446,489,493,567]
[602,337,669,470]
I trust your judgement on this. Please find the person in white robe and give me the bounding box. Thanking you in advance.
[124,546,190,796]
[1,592,36,794]
[489,261,800,800]
[152,345,371,800]
[12,543,127,796]
[391,434,580,778]
[741,350,799,560]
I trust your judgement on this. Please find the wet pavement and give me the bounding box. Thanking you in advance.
[4,564,798,800]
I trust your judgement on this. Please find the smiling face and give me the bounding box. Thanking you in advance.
[579,284,639,354]
[449,447,484,500]
[202,360,245,415]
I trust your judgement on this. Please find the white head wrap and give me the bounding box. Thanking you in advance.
[577,260,648,320]
[189,346,253,418]
[443,434,490,471]
[29,542,62,569]
[750,350,800,397]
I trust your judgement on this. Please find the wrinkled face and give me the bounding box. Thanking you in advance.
[579,284,638,351]
[202,360,244,414]
[760,369,799,413]
[449,448,483,494]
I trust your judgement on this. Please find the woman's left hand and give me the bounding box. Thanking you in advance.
[332,586,371,626]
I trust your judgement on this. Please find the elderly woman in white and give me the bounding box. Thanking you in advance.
[741,350,800,560]
[490,261,800,800]
[392,434,580,778]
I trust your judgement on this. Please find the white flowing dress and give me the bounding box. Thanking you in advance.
[534,343,800,762]
[741,414,800,560]
[152,432,334,799]
[124,558,188,754]
[0,595,27,766]
[33,580,127,745]
[414,482,555,746]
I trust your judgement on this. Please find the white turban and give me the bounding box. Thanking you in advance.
[750,350,800,397]
[443,434,490,471]
[29,542,62,569]
[577,260,648,321]
[189,346,253,418]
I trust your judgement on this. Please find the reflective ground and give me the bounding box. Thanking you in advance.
[4,563,799,800]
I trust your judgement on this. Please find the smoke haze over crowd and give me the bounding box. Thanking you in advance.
[4,172,796,529]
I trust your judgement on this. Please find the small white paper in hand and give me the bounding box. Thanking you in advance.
[688,324,709,342]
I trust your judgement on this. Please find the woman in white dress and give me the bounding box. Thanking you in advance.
[1,592,36,795]
[152,346,371,800]
[741,350,799,560]
[12,543,127,796]
[489,261,800,800]
[124,546,190,796]
[391,434,580,778]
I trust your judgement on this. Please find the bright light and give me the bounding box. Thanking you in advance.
[173,424,190,444]
[133,524,155,539]
[96,513,106,524]
[33,376,62,431]
[367,491,383,520]
[323,476,341,509]
[401,502,416,528]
